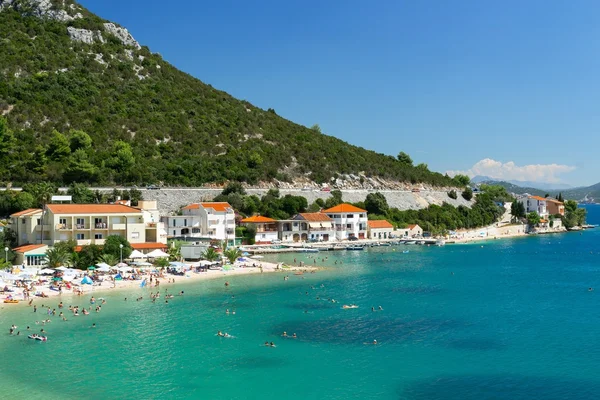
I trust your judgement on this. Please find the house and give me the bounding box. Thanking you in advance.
[367,220,394,239]
[545,198,565,216]
[322,204,368,240]
[162,202,235,243]
[241,215,279,244]
[278,213,334,242]
[131,242,169,255]
[399,224,423,238]
[13,244,48,267]
[9,202,167,248]
[518,196,548,217]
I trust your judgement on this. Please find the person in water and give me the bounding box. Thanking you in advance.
[282,331,287,337]
[270,342,275,347]
[292,333,297,339]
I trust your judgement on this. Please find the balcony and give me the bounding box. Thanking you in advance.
[146,222,158,228]
[256,228,278,233]
[56,224,72,230]
[74,224,90,230]
[112,223,127,230]
[94,222,108,229]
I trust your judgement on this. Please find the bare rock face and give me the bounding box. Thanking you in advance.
[67,27,105,45]
[0,0,83,22]
[103,22,141,50]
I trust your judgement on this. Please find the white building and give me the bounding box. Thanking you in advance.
[161,202,235,243]
[322,204,368,240]
[518,196,548,217]
[241,216,279,244]
[398,224,423,238]
[367,220,394,239]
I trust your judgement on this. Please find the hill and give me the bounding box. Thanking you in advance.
[471,176,573,191]
[0,0,457,188]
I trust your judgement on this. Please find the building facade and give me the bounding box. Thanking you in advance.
[322,204,368,240]
[367,220,394,239]
[518,196,548,217]
[241,216,279,244]
[161,202,235,243]
[545,198,565,216]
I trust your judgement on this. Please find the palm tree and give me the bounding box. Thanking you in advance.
[98,253,118,266]
[202,247,220,262]
[168,241,182,261]
[223,248,242,264]
[154,257,170,270]
[45,248,71,268]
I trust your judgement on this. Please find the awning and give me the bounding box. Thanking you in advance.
[309,222,332,228]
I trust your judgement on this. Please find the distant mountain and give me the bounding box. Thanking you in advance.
[476,180,548,197]
[471,176,573,191]
[475,178,600,203]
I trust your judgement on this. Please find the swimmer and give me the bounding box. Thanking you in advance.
[92,323,96,328]
[226,309,230,314]
[371,307,375,312]
[589,287,594,292]
[270,342,276,347]
[217,331,224,337]
[378,306,383,311]
[292,333,297,339]
[282,331,287,337]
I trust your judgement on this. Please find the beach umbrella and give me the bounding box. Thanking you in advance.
[39,268,55,275]
[96,262,111,269]
[87,266,96,270]
[128,250,147,259]
[56,266,68,271]
[116,262,128,268]
[146,249,169,258]
[1,273,19,280]
[52,277,62,281]
[81,276,93,285]
[242,252,250,256]
[97,265,111,272]
[118,266,131,272]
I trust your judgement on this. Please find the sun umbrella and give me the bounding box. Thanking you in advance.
[97,266,111,272]
[128,250,146,259]
[146,249,169,258]
[39,268,55,274]
[56,266,67,271]
[52,277,63,281]
[118,266,131,272]
[116,262,128,268]
[87,266,96,270]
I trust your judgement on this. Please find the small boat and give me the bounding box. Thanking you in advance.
[404,241,416,245]
[301,248,319,253]
[3,299,19,304]
[435,240,445,246]
[346,246,364,251]
[379,243,391,247]
[28,334,47,341]
[402,250,410,254]
[342,304,359,309]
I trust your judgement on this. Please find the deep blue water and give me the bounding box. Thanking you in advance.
[0,205,598,399]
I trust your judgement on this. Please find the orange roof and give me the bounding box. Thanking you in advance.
[200,202,232,212]
[545,198,564,204]
[529,196,548,202]
[46,204,141,214]
[132,242,168,250]
[10,208,42,217]
[183,203,200,210]
[368,220,393,229]
[297,213,332,222]
[323,204,366,213]
[408,224,420,229]
[13,244,46,253]
[241,215,276,223]
[540,219,548,223]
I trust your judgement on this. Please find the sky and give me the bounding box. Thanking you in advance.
[79,0,600,187]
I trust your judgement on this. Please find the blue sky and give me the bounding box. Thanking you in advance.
[79,0,600,186]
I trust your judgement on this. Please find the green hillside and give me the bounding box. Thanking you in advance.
[0,0,457,188]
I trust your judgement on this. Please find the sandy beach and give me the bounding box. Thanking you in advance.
[1,261,319,305]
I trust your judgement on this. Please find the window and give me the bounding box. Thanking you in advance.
[184,219,187,227]
[22,219,25,224]
[173,219,176,227]
[173,230,176,236]
[76,218,85,226]
[94,218,103,224]
[76,233,85,240]
[192,228,201,233]
[59,218,67,225]
[347,214,353,218]
[37,218,41,225]
[94,234,103,240]
[346,224,352,229]
[181,228,189,235]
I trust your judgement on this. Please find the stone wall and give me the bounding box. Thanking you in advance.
[139,188,473,215]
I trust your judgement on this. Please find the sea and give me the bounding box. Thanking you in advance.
[1,205,599,400]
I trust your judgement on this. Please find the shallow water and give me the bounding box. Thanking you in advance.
[1,206,599,399]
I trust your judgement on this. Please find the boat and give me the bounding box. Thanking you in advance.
[435,240,445,247]
[3,299,18,304]
[300,247,319,253]
[346,246,364,251]
[404,241,416,245]
[28,334,47,341]
[402,250,410,254]
[379,242,391,247]
[342,304,359,309]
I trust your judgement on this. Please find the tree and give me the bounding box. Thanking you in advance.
[324,190,343,209]
[73,244,102,269]
[0,116,16,158]
[245,224,256,245]
[310,124,321,133]
[397,151,413,166]
[447,190,457,200]
[98,253,118,267]
[65,149,98,183]
[223,248,242,264]
[154,257,170,269]
[69,130,93,152]
[168,242,182,261]
[105,141,135,173]
[46,130,71,161]
[510,200,525,221]
[202,247,220,262]
[526,212,541,226]
[222,182,246,196]
[453,174,471,187]
[67,183,95,203]
[461,187,473,201]
[45,247,71,268]
[365,192,389,215]
[103,235,132,260]
[416,163,429,171]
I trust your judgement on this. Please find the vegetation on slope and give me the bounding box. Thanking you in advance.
[0,4,459,187]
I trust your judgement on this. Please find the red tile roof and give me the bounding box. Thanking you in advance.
[529,196,548,202]
[13,244,46,253]
[10,208,42,217]
[200,202,232,212]
[323,204,366,213]
[241,215,276,223]
[408,224,420,230]
[131,242,168,250]
[544,198,564,204]
[368,220,393,229]
[46,204,141,214]
[183,203,200,210]
[297,213,332,222]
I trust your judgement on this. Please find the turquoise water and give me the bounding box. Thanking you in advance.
[1,205,600,399]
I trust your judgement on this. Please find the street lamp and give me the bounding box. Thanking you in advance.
[119,244,124,263]
[4,247,8,265]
